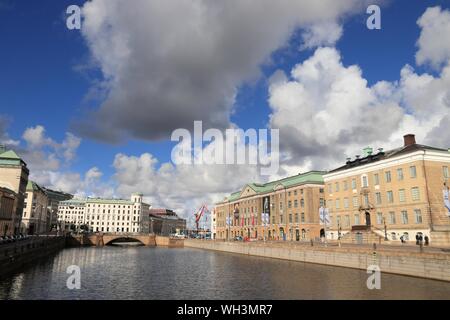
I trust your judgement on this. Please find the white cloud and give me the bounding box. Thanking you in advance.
[268,45,450,172]
[300,21,343,50]
[416,6,450,70]
[75,0,373,142]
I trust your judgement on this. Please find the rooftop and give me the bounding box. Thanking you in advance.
[328,134,450,174]
[222,170,326,203]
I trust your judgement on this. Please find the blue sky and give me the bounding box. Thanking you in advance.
[1,0,450,215]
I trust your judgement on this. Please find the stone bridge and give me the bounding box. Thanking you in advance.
[67,233,184,248]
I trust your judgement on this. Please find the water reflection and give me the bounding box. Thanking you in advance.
[0,247,449,300]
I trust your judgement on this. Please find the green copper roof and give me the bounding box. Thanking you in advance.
[0,150,21,160]
[26,181,46,193]
[222,171,325,203]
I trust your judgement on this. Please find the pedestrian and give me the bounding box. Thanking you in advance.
[415,234,419,245]
[424,236,429,246]
[400,235,405,244]
[419,234,423,245]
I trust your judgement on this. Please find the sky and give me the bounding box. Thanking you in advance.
[1,0,450,220]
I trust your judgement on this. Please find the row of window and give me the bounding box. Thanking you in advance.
[329,166,448,194]
[329,187,421,210]
[333,209,423,227]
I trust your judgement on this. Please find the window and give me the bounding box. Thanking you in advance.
[387,191,394,203]
[352,196,358,208]
[385,171,391,183]
[410,166,417,178]
[389,211,396,224]
[343,198,349,209]
[401,210,408,224]
[320,198,325,207]
[279,202,283,210]
[295,213,299,223]
[294,190,297,196]
[376,212,383,225]
[289,214,292,223]
[335,199,340,209]
[414,209,423,224]
[351,179,357,189]
[343,181,348,191]
[344,215,350,227]
[354,214,360,225]
[300,199,305,208]
[364,194,369,207]
[294,200,298,208]
[301,213,305,223]
[397,168,404,181]
[328,200,333,209]
[411,187,420,201]
[288,201,292,208]
[362,175,368,187]
[328,184,332,194]
[375,192,382,205]
[335,182,340,192]
[374,173,380,185]
[399,189,406,202]
[443,166,449,179]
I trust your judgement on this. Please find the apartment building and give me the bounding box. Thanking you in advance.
[0,146,29,235]
[324,134,450,246]
[58,193,150,233]
[22,181,49,235]
[215,171,326,241]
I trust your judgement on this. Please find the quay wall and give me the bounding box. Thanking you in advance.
[0,236,65,277]
[185,240,450,282]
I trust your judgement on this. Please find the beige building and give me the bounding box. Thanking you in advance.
[324,134,450,246]
[0,146,29,235]
[22,181,49,235]
[58,193,151,233]
[0,187,18,237]
[215,171,326,241]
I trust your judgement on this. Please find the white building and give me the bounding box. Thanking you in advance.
[58,193,150,233]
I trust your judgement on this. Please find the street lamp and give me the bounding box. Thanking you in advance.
[383,216,388,241]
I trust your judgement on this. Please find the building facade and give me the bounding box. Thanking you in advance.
[0,187,17,237]
[324,134,450,246]
[147,209,187,236]
[0,147,29,235]
[22,181,49,235]
[43,188,73,232]
[211,208,217,239]
[58,193,150,233]
[215,171,326,241]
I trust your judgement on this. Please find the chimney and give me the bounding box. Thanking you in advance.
[403,134,416,147]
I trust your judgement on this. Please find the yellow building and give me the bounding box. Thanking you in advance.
[22,181,49,235]
[215,171,326,241]
[324,134,450,246]
[0,146,29,235]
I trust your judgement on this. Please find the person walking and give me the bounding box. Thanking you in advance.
[424,235,429,246]
[415,234,420,245]
[400,235,405,244]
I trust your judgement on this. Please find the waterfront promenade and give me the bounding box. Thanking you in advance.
[185,239,450,282]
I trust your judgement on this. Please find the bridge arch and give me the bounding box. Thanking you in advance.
[104,236,146,246]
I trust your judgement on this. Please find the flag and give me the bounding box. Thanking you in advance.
[444,189,450,216]
[319,207,330,226]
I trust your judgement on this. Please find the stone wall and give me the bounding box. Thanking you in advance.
[0,236,65,277]
[185,240,450,282]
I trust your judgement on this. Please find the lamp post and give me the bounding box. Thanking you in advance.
[383,217,388,241]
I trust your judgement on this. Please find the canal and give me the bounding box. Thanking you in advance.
[1,246,450,300]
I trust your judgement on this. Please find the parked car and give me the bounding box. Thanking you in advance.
[234,236,243,241]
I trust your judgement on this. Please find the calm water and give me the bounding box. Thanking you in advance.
[1,246,450,300]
